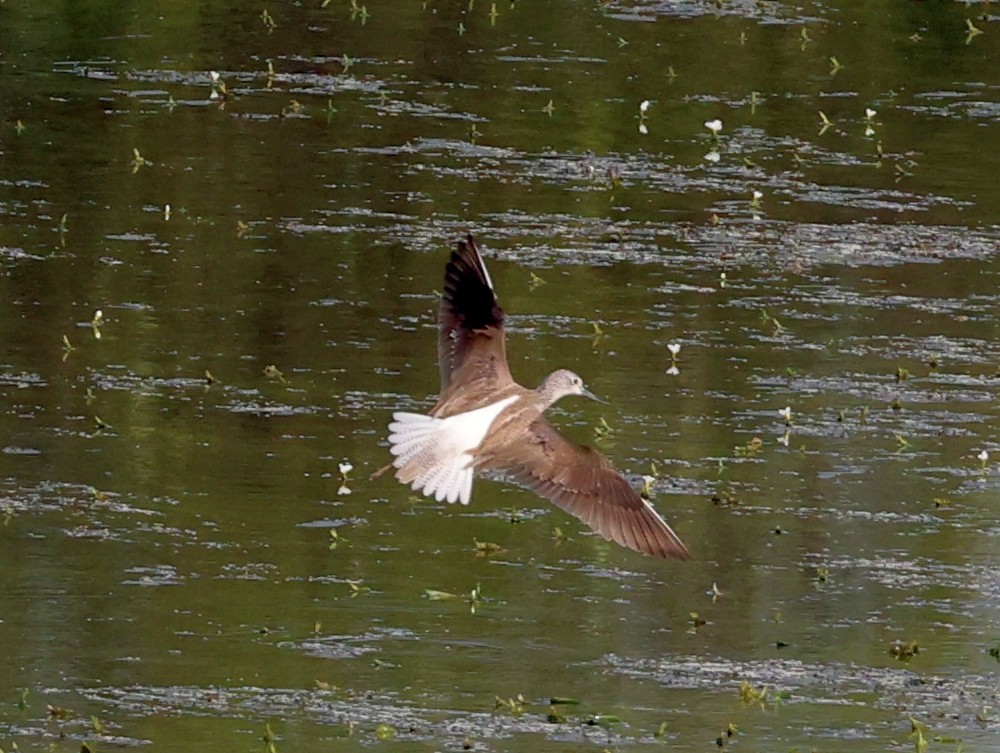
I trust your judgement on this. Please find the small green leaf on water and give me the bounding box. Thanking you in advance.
[549,696,579,705]
[15,119,26,135]
[654,721,669,737]
[17,687,29,710]
[988,644,1000,662]
[91,716,104,734]
[423,589,459,601]
[374,723,396,740]
[586,714,622,729]
[263,364,286,383]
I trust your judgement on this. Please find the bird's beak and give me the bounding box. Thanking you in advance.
[582,387,607,404]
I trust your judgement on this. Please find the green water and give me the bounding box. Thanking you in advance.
[2,1,1000,750]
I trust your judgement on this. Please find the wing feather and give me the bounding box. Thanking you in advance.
[437,234,511,393]
[482,419,689,559]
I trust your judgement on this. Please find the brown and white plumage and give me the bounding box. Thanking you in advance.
[387,234,689,560]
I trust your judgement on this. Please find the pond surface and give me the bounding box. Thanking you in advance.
[2,0,1000,750]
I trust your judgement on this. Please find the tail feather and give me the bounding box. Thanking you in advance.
[388,411,474,505]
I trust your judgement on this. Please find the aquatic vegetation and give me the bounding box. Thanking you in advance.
[130,147,150,173]
[829,56,843,74]
[778,406,792,426]
[473,539,503,556]
[908,717,929,753]
[818,111,833,135]
[639,475,655,499]
[889,640,920,661]
[209,71,228,101]
[263,365,286,383]
[262,721,278,753]
[965,17,983,44]
[349,0,370,24]
[261,8,277,31]
[494,694,525,716]
[738,680,767,707]
[715,722,738,747]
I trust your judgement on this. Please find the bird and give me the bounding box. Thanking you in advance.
[383,234,689,559]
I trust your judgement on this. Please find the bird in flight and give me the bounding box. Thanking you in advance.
[384,234,689,559]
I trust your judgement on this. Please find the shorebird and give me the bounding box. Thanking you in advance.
[383,234,689,559]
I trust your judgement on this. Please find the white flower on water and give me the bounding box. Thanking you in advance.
[864,125,875,137]
[164,204,171,221]
[667,342,681,358]
[210,71,220,83]
[705,119,723,134]
[978,449,989,463]
[640,99,651,114]
[704,150,721,163]
[752,190,763,202]
[666,365,680,376]
[778,406,792,424]
[337,484,352,496]
[638,122,648,135]
[339,461,353,476]
[864,108,877,121]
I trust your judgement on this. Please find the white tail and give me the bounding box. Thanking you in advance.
[387,396,517,505]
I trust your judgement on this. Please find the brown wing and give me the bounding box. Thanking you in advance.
[437,234,512,393]
[482,419,690,559]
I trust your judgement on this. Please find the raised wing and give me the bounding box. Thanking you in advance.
[437,234,511,392]
[483,419,690,559]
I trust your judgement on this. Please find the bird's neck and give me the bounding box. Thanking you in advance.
[534,376,567,411]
